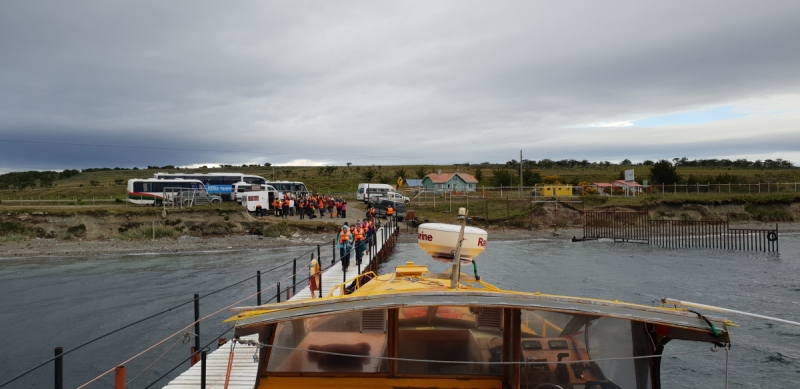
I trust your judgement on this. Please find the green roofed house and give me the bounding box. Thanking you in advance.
[421,169,479,193]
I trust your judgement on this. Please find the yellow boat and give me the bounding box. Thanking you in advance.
[226,213,732,389]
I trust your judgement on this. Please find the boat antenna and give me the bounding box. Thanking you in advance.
[450,207,468,290]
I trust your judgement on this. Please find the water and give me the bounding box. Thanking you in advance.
[1,236,798,388]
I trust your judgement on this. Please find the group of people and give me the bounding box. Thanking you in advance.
[271,194,347,220]
[308,217,385,298]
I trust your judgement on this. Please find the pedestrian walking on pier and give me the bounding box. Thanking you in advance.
[308,257,321,298]
[337,223,353,271]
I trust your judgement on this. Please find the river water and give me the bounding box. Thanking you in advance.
[1,235,798,388]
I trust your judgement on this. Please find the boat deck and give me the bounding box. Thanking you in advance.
[163,224,396,388]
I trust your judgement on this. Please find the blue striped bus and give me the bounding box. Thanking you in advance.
[153,172,267,200]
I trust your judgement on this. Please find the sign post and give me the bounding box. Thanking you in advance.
[624,169,635,198]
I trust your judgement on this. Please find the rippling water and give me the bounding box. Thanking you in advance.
[1,235,798,388]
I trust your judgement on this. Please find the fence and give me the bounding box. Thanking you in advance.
[0,218,400,389]
[0,196,118,206]
[583,211,779,252]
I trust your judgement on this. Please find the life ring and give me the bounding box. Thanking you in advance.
[767,231,778,242]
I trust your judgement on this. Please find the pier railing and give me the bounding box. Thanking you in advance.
[0,217,400,389]
[583,211,779,253]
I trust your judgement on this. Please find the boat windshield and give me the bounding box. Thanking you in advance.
[520,309,652,389]
[259,307,653,388]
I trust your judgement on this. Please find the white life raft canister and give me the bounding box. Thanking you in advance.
[417,223,487,264]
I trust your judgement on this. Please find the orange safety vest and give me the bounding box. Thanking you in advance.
[387,207,394,215]
[283,199,289,207]
[339,229,350,244]
[354,227,364,242]
[368,208,375,217]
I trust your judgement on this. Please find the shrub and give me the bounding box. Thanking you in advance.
[0,233,28,243]
[67,224,86,235]
[121,225,180,240]
[745,205,793,222]
[262,222,292,238]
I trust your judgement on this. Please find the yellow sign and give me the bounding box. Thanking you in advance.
[397,177,404,187]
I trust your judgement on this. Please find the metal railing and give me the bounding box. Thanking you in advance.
[0,217,401,389]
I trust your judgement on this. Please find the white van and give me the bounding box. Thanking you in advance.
[357,183,409,203]
[232,182,265,202]
[241,186,281,216]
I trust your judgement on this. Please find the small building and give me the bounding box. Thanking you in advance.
[405,179,423,189]
[421,169,479,192]
[612,180,643,194]
[592,183,614,195]
[537,185,573,197]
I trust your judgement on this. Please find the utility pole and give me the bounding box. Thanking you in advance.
[519,150,523,199]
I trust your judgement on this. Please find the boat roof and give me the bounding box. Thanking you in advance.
[227,262,731,334]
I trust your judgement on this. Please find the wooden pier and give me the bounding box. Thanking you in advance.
[163,222,398,388]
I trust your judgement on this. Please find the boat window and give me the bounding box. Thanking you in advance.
[266,310,389,374]
[519,310,651,389]
[397,306,504,376]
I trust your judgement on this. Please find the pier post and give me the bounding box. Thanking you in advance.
[257,271,262,306]
[54,347,63,389]
[292,259,297,295]
[200,351,207,389]
[317,245,321,267]
[277,282,281,303]
[114,366,125,389]
[193,293,200,366]
[332,239,335,265]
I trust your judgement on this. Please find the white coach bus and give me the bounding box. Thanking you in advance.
[127,178,214,205]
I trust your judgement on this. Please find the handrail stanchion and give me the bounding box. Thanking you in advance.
[200,351,207,389]
[292,259,297,295]
[317,245,321,266]
[54,347,63,389]
[193,293,200,366]
[332,238,336,265]
[256,271,261,306]
[114,365,125,389]
[276,282,281,303]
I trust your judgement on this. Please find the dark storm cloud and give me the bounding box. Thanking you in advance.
[1,1,799,170]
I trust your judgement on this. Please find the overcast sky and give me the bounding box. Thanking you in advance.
[1,1,799,171]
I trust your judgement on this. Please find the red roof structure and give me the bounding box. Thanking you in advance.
[424,172,478,184]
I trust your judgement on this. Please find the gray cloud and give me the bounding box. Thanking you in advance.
[1,1,799,170]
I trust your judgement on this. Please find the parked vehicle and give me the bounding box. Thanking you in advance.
[373,199,407,221]
[153,172,266,200]
[269,181,309,197]
[241,188,280,216]
[231,182,271,202]
[358,183,405,203]
[127,178,214,206]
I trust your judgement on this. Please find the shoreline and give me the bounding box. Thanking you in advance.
[3,221,798,259]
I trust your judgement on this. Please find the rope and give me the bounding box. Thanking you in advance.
[235,339,720,365]
[126,332,195,385]
[208,345,256,389]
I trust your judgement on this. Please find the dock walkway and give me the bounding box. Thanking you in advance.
[163,222,398,388]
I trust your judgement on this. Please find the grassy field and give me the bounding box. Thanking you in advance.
[1,164,799,208]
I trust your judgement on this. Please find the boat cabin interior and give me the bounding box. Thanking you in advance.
[228,264,730,389]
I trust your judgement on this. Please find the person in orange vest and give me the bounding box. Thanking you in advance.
[308,257,321,298]
[298,197,305,220]
[282,197,290,219]
[353,221,365,267]
[337,223,353,270]
[386,205,394,219]
[273,198,281,217]
[318,197,326,218]
[367,206,375,220]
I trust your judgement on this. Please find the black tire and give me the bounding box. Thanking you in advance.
[211,199,220,204]
[768,231,778,242]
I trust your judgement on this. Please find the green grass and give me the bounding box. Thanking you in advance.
[120,224,181,240]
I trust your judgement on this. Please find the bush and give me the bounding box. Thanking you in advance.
[745,205,793,221]
[0,233,29,243]
[121,225,180,240]
[67,224,86,234]
[262,222,292,238]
